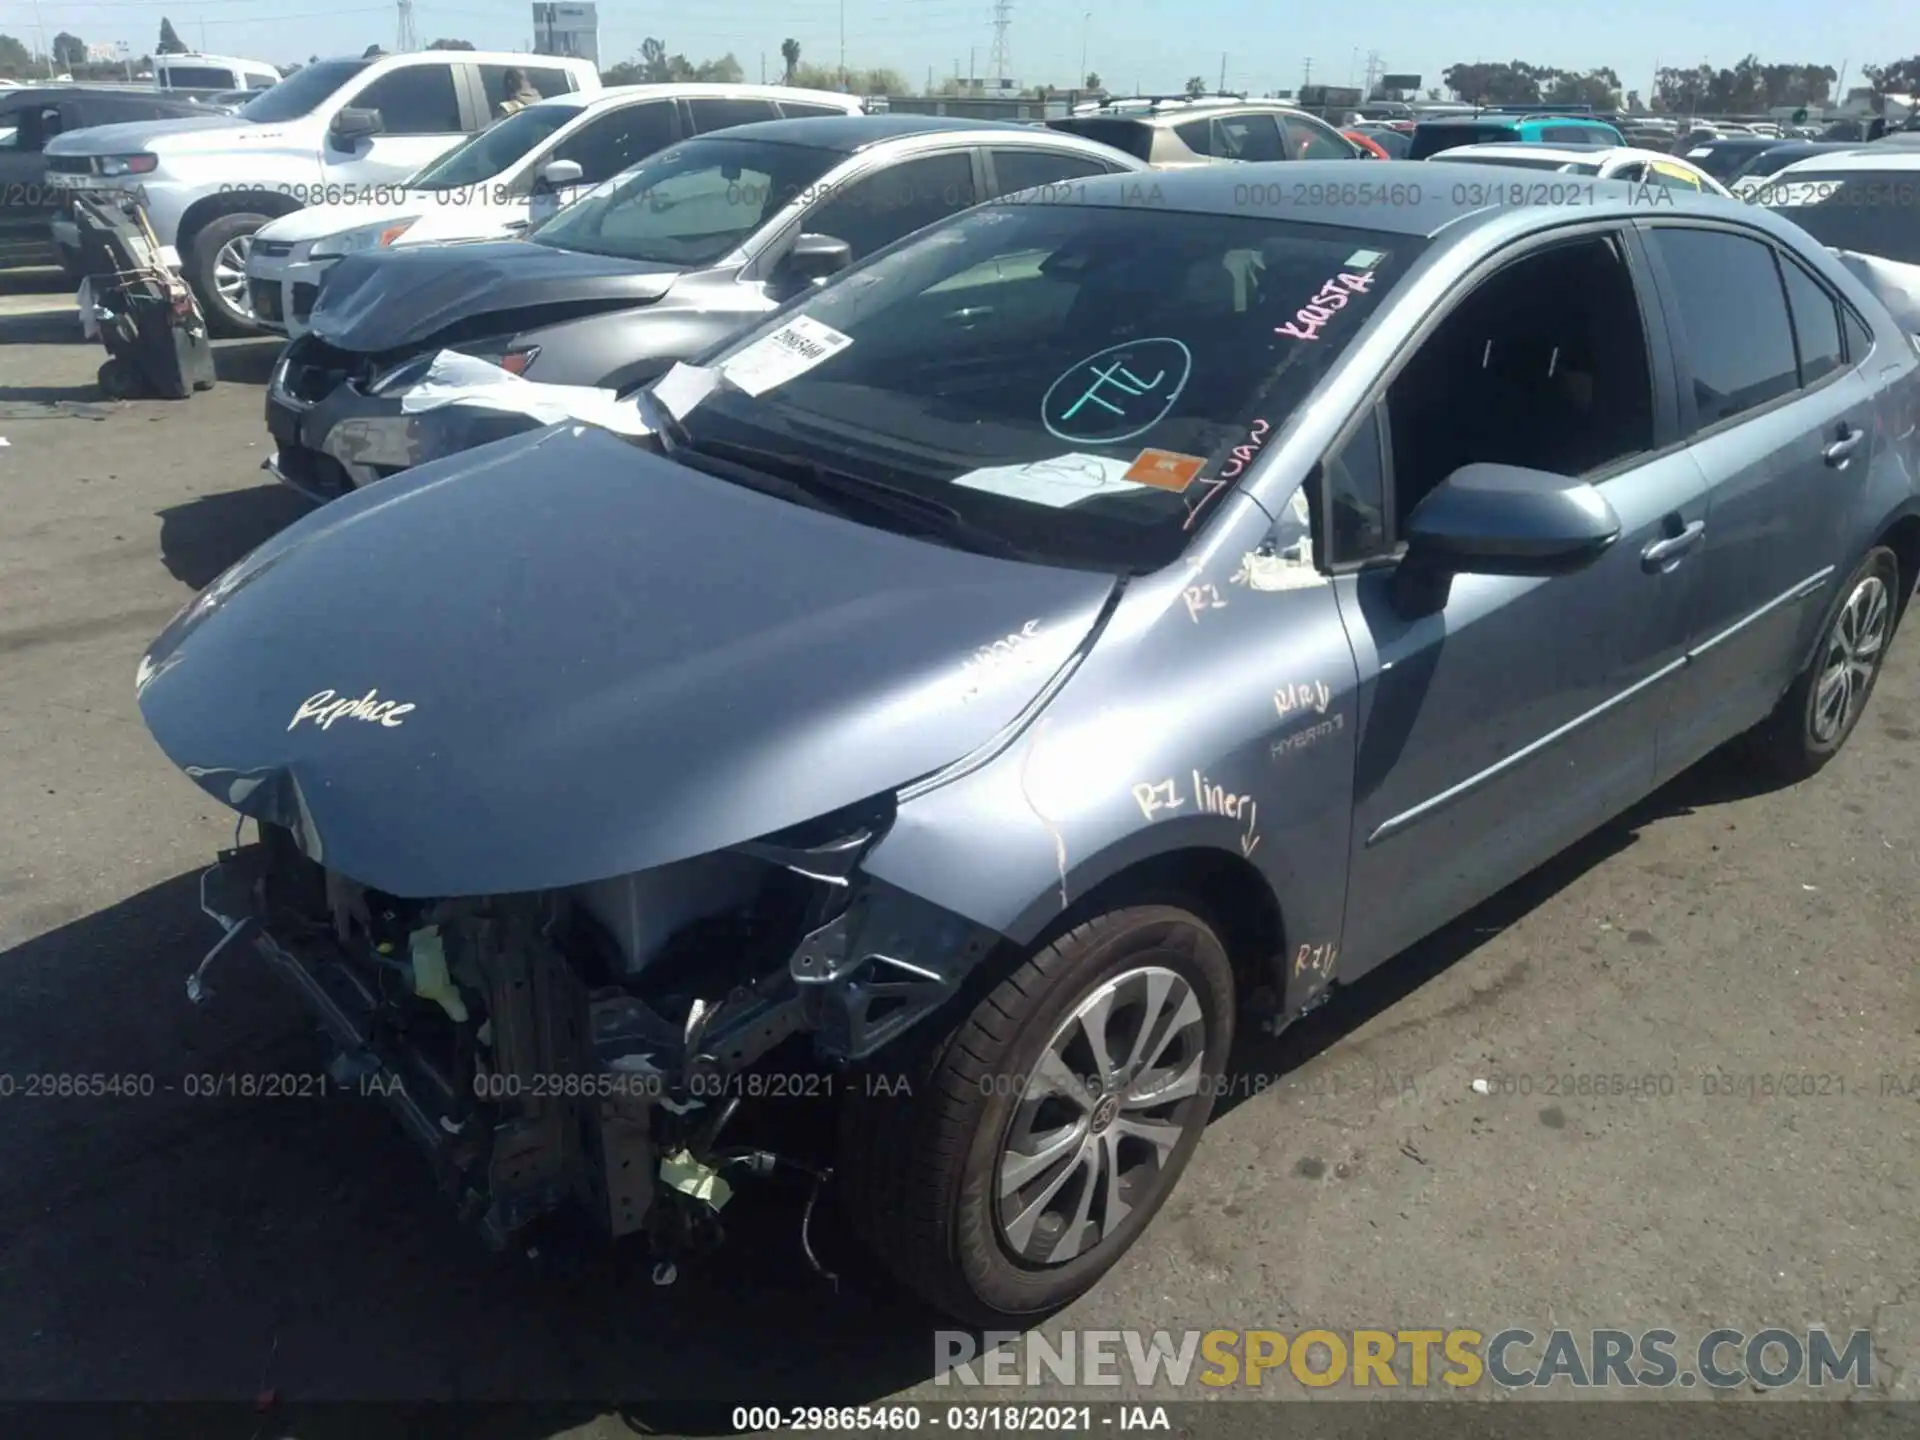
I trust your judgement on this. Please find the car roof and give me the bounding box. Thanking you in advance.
[1074,100,1327,129]
[1772,147,1920,174]
[581,82,860,109]
[1033,158,1752,235]
[682,112,1046,150]
[1429,142,1682,165]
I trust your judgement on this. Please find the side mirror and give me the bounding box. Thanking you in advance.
[329,106,383,144]
[1403,463,1621,578]
[780,232,853,285]
[537,158,583,190]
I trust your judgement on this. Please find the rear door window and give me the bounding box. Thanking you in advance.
[1777,256,1845,385]
[477,64,571,113]
[1283,115,1354,159]
[687,97,781,134]
[350,64,462,135]
[778,101,855,119]
[990,147,1118,195]
[1175,112,1284,162]
[162,66,235,89]
[1645,227,1800,428]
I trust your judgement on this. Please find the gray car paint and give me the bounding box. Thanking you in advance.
[158,161,1920,1028]
[137,423,1118,897]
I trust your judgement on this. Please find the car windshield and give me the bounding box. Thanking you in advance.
[530,136,844,266]
[408,104,579,190]
[663,201,1422,573]
[239,59,368,123]
[1760,172,1920,265]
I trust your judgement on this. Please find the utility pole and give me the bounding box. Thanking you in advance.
[760,53,766,83]
[839,0,846,90]
[200,18,209,50]
[1080,11,1090,88]
[1218,52,1226,94]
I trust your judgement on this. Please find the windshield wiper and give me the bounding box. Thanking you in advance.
[657,425,1040,563]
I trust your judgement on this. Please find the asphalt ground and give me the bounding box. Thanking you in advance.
[0,265,1916,1437]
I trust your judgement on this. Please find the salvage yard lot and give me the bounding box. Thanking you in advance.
[2,264,1919,1425]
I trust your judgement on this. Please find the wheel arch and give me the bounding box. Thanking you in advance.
[176,188,303,254]
[1017,840,1288,1010]
[1873,508,1920,626]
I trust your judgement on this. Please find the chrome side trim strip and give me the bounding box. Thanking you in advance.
[1366,567,1834,847]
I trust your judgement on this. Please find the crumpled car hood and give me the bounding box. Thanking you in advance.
[307,241,682,353]
[137,425,1117,897]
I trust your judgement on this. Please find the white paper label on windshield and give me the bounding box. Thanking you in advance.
[1685,147,1712,158]
[952,453,1153,509]
[719,316,853,397]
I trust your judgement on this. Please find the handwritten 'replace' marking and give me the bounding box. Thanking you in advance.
[1131,778,1185,821]
[1182,583,1227,623]
[960,618,1044,699]
[289,688,416,732]
[1292,941,1339,979]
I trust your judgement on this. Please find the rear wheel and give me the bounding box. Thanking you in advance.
[1747,545,1900,780]
[839,903,1233,1324]
[187,212,269,337]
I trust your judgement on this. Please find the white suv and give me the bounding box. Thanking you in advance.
[244,84,865,339]
[44,50,599,333]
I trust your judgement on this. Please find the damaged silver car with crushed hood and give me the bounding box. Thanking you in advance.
[137,162,1920,1323]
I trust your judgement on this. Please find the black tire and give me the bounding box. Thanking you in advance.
[1746,545,1901,781]
[838,902,1234,1324]
[187,212,270,338]
[96,358,135,399]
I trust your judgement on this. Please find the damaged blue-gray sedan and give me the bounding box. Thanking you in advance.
[136,162,1920,1322]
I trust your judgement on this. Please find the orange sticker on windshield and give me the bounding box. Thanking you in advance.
[1125,449,1207,492]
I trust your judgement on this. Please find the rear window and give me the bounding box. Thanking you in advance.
[1759,172,1920,265]
[1409,122,1519,159]
[1046,117,1153,161]
[1540,124,1620,146]
[161,66,235,89]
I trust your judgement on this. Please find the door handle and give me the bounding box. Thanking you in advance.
[1641,519,1705,572]
[1824,425,1863,467]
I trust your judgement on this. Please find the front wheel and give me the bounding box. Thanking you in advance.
[1747,545,1901,780]
[838,903,1234,1324]
[187,212,269,338]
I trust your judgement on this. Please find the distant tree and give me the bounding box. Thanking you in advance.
[1626,89,1643,111]
[156,18,188,54]
[694,52,744,83]
[1424,86,1440,100]
[1864,57,1920,102]
[780,37,800,83]
[0,31,32,76]
[1442,60,1548,105]
[362,44,385,58]
[1184,75,1206,98]
[52,31,86,66]
[1084,70,1101,90]
[427,38,475,51]
[1543,66,1621,110]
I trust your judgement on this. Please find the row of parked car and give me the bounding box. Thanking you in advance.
[31,54,1920,1327]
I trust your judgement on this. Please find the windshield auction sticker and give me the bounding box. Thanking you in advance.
[953,453,1152,508]
[1123,449,1207,491]
[719,315,853,397]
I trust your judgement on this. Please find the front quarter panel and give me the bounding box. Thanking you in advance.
[861,491,1361,1012]
[522,268,771,389]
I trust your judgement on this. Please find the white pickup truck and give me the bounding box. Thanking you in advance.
[44,49,599,333]
[243,83,867,339]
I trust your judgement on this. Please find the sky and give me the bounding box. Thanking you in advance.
[2,0,1914,101]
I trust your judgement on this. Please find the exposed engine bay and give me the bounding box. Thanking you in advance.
[190,802,1001,1276]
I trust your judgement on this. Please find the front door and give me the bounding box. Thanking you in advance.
[1635,222,1884,776]
[323,62,469,186]
[1331,227,1710,974]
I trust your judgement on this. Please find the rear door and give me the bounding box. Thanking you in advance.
[1280,112,1358,159]
[0,99,59,263]
[1636,222,1884,777]
[983,144,1131,197]
[683,96,781,135]
[324,60,470,184]
[1172,110,1286,164]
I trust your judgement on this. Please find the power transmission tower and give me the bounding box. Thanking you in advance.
[397,0,417,52]
[986,0,1012,91]
[1301,57,1313,90]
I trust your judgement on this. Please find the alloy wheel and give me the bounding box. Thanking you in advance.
[996,964,1209,1267]
[213,234,255,319]
[1810,573,1891,744]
